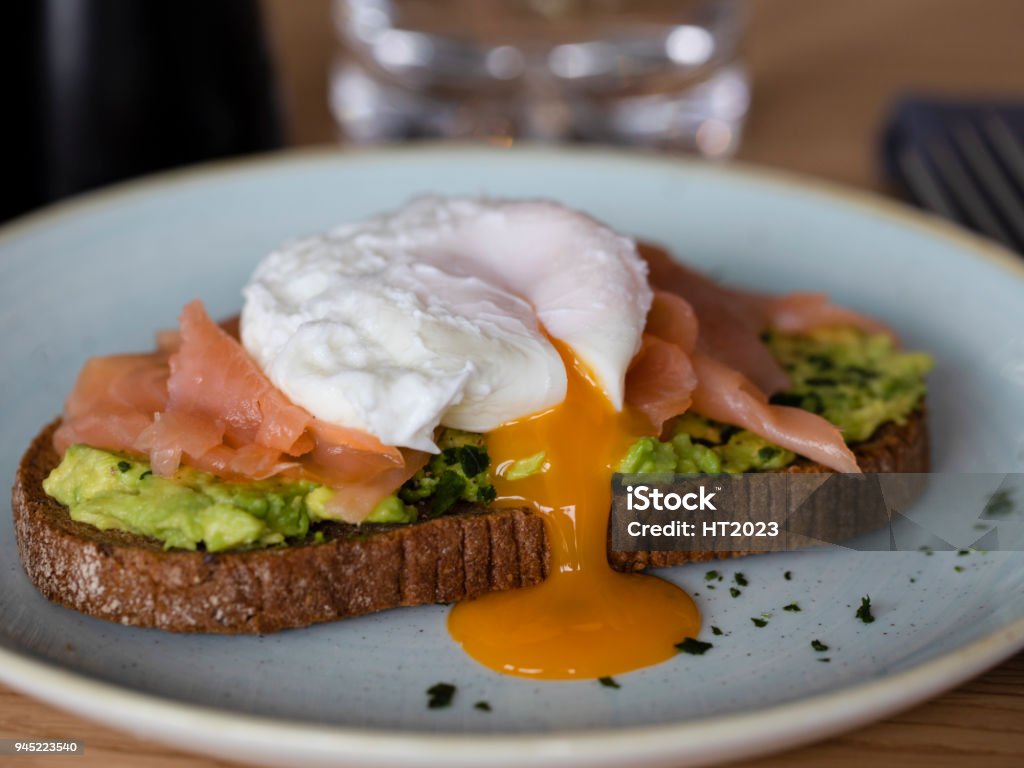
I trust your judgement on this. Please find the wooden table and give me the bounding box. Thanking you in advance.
[3,0,1023,765]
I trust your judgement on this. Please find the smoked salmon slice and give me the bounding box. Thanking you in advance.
[625,291,699,434]
[54,301,419,522]
[631,243,874,473]
[690,353,860,473]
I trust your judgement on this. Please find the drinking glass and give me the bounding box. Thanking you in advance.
[331,0,749,157]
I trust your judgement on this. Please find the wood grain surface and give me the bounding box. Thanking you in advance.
[3,0,1023,765]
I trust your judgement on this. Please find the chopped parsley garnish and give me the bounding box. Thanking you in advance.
[817,657,831,663]
[783,602,801,612]
[598,676,621,689]
[954,565,964,573]
[983,489,1014,518]
[957,549,970,556]
[400,429,496,517]
[751,617,768,628]
[919,545,934,556]
[432,471,468,517]
[734,573,748,587]
[427,682,456,709]
[784,570,792,581]
[474,701,492,712]
[711,626,724,636]
[675,637,713,655]
[855,596,875,624]
[729,587,741,598]
[705,570,719,581]
[811,639,829,652]
[117,460,131,473]
[447,444,488,478]
[139,470,153,480]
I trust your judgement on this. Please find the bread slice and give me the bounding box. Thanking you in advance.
[12,410,927,633]
[608,408,930,571]
[12,421,549,634]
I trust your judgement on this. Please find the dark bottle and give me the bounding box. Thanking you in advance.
[2,0,282,223]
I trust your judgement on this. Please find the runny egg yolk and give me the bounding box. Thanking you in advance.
[448,342,700,679]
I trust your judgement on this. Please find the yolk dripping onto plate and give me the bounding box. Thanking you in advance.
[448,342,700,679]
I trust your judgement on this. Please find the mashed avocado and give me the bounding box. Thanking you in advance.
[45,329,930,548]
[42,435,493,552]
[766,328,933,442]
[398,429,497,517]
[620,328,933,475]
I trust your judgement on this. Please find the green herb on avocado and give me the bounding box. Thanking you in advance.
[598,676,621,689]
[766,328,932,443]
[675,637,713,655]
[855,596,875,624]
[811,639,829,652]
[116,460,131,473]
[619,329,932,475]
[427,682,456,709]
[399,429,496,518]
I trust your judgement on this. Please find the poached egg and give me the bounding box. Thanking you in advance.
[241,197,700,679]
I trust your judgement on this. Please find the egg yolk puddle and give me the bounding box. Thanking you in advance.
[448,342,700,679]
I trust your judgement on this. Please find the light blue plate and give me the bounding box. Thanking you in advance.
[1,146,1023,768]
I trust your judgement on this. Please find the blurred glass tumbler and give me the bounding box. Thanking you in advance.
[331,0,749,156]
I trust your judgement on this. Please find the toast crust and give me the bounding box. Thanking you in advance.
[13,409,928,632]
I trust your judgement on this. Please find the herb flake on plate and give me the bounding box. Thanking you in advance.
[427,682,456,709]
[855,596,875,624]
[675,637,713,655]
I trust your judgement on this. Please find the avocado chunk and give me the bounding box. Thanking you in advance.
[43,445,315,551]
[620,328,932,475]
[399,429,497,518]
[766,328,933,443]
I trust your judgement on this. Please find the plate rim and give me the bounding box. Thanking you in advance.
[2,143,1023,767]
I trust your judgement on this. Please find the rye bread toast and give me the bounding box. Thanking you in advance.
[12,410,928,633]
